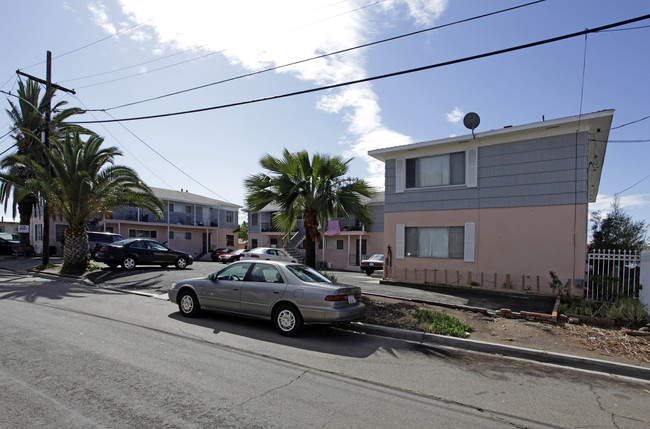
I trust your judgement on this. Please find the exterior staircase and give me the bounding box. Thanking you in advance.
[285,228,306,263]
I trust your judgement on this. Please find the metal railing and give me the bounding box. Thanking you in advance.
[586,249,641,301]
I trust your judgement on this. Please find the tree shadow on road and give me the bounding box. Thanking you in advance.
[0,274,114,303]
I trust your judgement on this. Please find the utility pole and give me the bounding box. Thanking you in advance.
[16,51,75,265]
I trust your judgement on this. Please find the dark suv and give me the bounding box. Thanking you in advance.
[88,232,124,259]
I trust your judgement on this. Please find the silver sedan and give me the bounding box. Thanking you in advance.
[168,260,365,336]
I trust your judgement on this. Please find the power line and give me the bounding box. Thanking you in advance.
[611,115,650,130]
[88,0,546,111]
[615,174,650,196]
[63,0,393,90]
[100,108,234,204]
[18,18,155,70]
[77,13,650,125]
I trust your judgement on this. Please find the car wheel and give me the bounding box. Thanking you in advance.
[122,257,136,270]
[178,290,200,317]
[273,304,303,337]
[175,257,188,269]
[364,269,372,276]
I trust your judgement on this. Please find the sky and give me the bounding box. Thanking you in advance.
[1,0,649,232]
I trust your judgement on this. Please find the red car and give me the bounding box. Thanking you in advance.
[210,248,233,262]
[218,249,246,263]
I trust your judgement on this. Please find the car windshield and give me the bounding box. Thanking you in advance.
[286,265,331,283]
[368,254,383,261]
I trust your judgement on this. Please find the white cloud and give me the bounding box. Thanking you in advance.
[108,0,447,182]
[589,193,650,213]
[445,107,464,124]
[88,3,117,35]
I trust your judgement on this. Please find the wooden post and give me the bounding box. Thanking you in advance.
[468,271,472,286]
[522,275,525,291]
[506,274,511,289]
[494,273,497,288]
[434,269,438,284]
[481,272,484,288]
[537,275,540,292]
[568,278,572,295]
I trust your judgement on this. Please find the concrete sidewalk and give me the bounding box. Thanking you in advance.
[2,255,649,381]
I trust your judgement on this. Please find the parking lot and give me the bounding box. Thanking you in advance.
[86,259,383,294]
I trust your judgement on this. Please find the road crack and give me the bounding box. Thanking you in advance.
[237,370,308,407]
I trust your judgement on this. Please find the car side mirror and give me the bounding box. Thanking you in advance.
[208,273,217,281]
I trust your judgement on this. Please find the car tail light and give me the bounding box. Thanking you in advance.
[325,294,348,301]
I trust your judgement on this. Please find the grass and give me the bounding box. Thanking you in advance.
[413,308,474,338]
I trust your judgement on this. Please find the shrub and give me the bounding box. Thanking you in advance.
[413,308,473,337]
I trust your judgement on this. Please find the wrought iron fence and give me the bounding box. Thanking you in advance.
[587,249,641,301]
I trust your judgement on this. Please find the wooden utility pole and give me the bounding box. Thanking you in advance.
[16,51,75,265]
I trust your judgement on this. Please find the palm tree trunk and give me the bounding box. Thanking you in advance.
[62,224,88,273]
[42,204,51,264]
[303,209,319,268]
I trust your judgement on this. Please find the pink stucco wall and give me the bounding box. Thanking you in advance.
[316,231,384,271]
[384,204,588,295]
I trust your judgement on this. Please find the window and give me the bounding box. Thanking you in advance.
[185,205,192,214]
[248,264,283,283]
[226,234,234,246]
[406,152,465,188]
[35,224,43,241]
[217,262,252,281]
[55,224,66,242]
[251,238,258,248]
[324,239,344,250]
[251,213,259,226]
[226,211,234,223]
[169,231,191,240]
[405,226,464,259]
[129,229,157,238]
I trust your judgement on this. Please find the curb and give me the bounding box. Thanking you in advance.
[341,322,650,381]
[9,264,650,381]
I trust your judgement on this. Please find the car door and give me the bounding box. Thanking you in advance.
[129,240,154,264]
[147,241,173,264]
[202,262,253,311]
[239,263,287,316]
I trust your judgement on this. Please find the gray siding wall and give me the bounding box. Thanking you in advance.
[385,132,589,212]
[367,204,384,232]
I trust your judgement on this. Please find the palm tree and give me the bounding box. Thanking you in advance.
[245,149,373,267]
[1,78,88,257]
[0,131,164,273]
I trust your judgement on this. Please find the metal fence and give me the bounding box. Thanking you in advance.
[587,249,641,301]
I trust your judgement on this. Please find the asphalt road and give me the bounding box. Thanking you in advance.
[1,271,649,428]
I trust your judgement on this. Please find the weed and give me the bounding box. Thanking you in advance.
[413,308,473,337]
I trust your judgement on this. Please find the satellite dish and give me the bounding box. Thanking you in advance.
[463,112,480,138]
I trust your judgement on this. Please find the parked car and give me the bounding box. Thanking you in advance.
[360,254,384,276]
[95,238,193,270]
[88,231,124,259]
[0,237,18,255]
[210,247,233,262]
[218,249,246,263]
[241,247,297,263]
[168,260,365,336]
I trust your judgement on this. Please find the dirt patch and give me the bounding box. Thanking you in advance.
[362,295,650,368]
